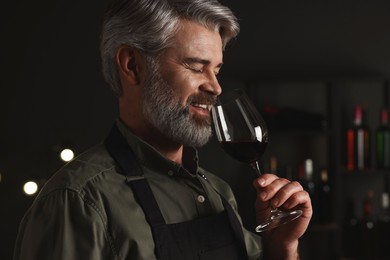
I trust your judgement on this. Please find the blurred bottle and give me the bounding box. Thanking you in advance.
[359,190,376,258]
[362,190,375,228]
[304,159,316,198]
[299,159,318,223]
[376,183,390,259]
[378,191,390,223]
[270,156,277,174]
[317,169,332,224]
[375,107,390,169]
[347,105,370,171]
[263,156,278,175]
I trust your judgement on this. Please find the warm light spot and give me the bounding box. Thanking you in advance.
[23,181,38,196]
[60,149,74,162]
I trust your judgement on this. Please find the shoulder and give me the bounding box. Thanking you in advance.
[38,143,120,198]
[15,142,153,259]
[18,143,128,240]
[27,143,133,225]
[24,143,127,225]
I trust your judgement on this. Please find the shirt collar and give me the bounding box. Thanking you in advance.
[115,119,200,177]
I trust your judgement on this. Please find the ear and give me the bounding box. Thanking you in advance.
[116,45,142,85]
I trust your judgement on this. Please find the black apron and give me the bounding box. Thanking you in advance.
[104,125,248,260]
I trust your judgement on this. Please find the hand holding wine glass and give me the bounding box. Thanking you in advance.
[211,89,303,232]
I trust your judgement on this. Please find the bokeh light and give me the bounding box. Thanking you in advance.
[60,149,74,162]
[23,181,38,196]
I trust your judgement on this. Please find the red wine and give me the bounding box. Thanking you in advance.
[220,140,268,164]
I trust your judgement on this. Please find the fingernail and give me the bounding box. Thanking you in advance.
[272,199,279,207]
[258,178,265,186]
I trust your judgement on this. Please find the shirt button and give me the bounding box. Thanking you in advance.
[168,170,174,177]
[197,195,206,203]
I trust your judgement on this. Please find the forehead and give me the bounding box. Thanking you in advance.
[168,20,223,61]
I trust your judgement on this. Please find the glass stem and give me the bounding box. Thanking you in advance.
[251,160,262,177]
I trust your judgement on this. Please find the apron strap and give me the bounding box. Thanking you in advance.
[104,124,143,177]
[220,198,249,259]
[128,179,166,227]
[104,124,166,226]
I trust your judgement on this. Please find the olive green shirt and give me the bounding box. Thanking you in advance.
[14,121,262,260]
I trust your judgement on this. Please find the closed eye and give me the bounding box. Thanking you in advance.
[182,57,223,75]
[184,63,203,73]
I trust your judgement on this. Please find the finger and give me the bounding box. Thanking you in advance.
[256,177,291,202]
[269,181,304,208]
[253,173,280,189]
[280,190,312,215]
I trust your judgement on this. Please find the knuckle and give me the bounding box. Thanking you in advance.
[278,188,289,198]
[267,185,278,195]
[290,181,303,189]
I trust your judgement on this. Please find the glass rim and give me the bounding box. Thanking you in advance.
[216,88,248,106]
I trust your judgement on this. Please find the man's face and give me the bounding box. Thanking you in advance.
[142,20,223,147]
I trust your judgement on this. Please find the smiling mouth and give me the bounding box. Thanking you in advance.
[189,103,212,119]
[191,103,212,111]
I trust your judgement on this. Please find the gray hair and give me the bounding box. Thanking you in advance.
[100,0,240,97]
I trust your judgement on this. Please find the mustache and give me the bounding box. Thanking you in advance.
[186,92,217,106]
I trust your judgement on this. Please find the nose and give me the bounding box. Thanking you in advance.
[200,72,222,96]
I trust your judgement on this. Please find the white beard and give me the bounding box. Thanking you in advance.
[141,57,213,147]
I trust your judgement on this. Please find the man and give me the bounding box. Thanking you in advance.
[14,0,312,259]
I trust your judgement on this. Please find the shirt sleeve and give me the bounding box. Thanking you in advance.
[13,189,116,260]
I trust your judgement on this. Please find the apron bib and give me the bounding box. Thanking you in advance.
[105,125,248,260]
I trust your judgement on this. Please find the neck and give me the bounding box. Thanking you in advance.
[142,127,184,164]
[119,115,184,164]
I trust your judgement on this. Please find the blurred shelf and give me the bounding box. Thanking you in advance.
[340,168,390,177]
[308,222,338,232]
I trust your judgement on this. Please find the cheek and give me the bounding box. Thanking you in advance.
[167,74,199,104]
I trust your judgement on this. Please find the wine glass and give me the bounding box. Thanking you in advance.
[211,89,302,232]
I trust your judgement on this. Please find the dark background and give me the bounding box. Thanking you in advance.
[2,1,390,259]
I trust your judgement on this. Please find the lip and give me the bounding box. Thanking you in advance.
[192,103,211,111]
[190,103,211,116]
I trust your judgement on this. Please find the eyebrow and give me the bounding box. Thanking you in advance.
[183,57,223,69]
